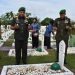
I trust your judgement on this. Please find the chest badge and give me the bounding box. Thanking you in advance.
[65,20,68,23]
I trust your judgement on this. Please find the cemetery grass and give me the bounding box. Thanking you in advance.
[0,50,75,74]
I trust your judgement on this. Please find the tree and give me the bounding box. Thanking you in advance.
[10,11,14,18]
[26,13,31,17]
[1,12,14,30]
[6,12,10,20]
[41,17,53,26]
[28,17,39,25]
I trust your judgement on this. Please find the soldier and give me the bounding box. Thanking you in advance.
[53,9,71,64]
[11,7,29,65]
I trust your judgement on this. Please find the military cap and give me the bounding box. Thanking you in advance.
[18,7,25,12]
[59,9,66,14]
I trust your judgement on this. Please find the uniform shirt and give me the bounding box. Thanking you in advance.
[11,17,29,40]
[44,24,53,37]
[31,23,40,34]
[54,17,71,40]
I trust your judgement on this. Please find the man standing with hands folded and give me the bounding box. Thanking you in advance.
[11,7,29,65]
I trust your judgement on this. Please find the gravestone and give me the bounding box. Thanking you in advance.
[67,35,75,54]
[40,27,45,51]
[1,63,74,75]
[59,40,66,69]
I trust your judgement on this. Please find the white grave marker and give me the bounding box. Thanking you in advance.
[40,27,46,51]
[1,63,74,75]
[59,40,66,69]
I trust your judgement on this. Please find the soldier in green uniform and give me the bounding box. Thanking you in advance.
[11,7,30,65]
[53,9,71,64]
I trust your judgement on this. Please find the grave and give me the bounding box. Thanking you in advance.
[0,40,4,47]
[67,35,75,54]
[8,49,48,56]
[8,27,48,56]
[1,41,74,75]
[0,28,14,47]
[1,25,74,75]
[2,30,14,41]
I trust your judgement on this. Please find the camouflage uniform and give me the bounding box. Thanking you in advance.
[54,15,71,63]
[11,7,29,65]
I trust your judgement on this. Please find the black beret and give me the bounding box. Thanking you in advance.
[59,9,66,14]
[18,7,25,12]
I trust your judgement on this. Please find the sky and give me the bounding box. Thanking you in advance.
[0,0,75,21]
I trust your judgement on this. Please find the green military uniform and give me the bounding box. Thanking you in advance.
[11,7,29,65]
[54,10,71,64]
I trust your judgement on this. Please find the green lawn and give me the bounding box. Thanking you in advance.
[0,50,75,73]
[0,32,75,74]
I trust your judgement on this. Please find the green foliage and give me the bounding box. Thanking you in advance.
[28,17,37,24]
[1,11,14,29]
[41,17,53,26]
[26,13,31,17]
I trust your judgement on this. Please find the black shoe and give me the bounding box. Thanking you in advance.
[22,60,27,64]
[15,61,20,65]
[64,62,67,64]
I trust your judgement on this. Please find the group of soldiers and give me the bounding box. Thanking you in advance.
[11,7,72,65]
